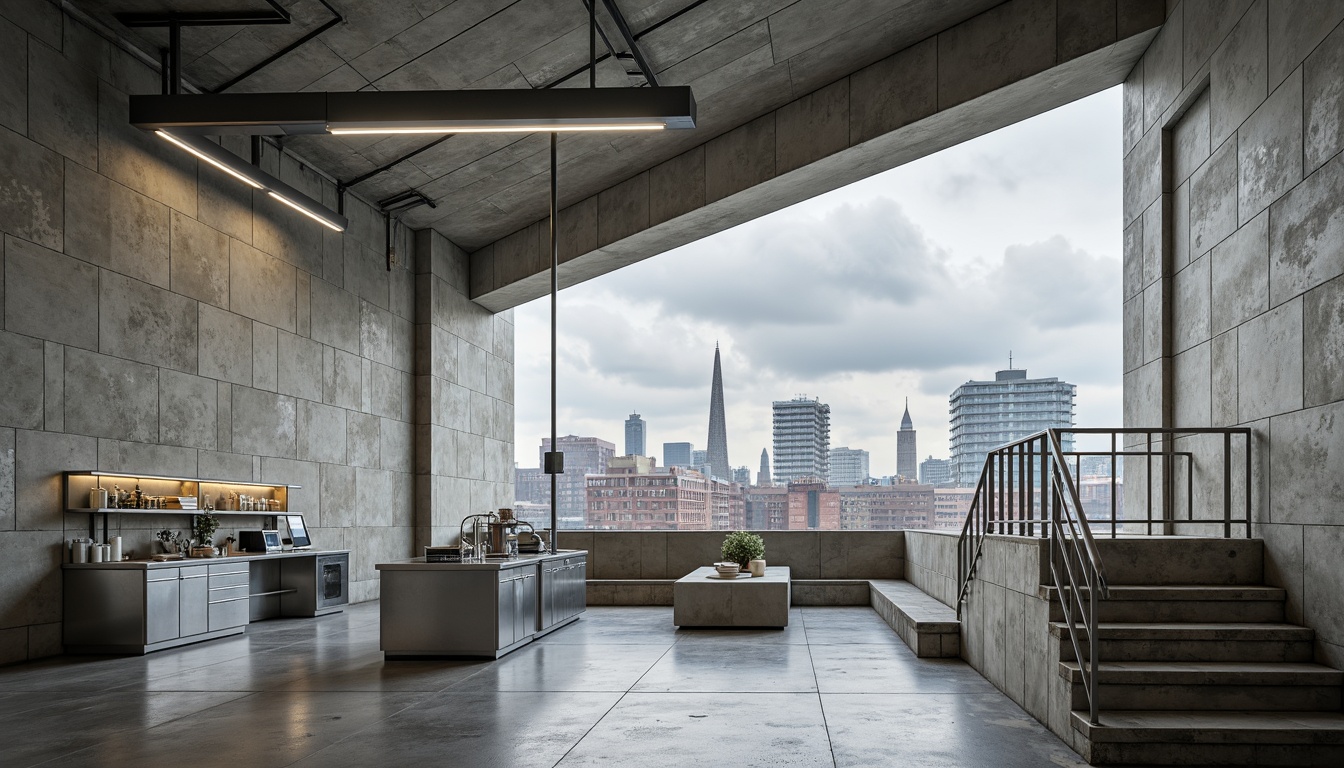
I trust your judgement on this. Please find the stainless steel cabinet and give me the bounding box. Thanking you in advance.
[497,566,537,649]
[145,570,180,645]
[179,566,209,637]
[207,563,250,632]
[541,554,586,631]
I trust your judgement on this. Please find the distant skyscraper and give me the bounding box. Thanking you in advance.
[828,447,870,486]
[624,412,646,456]
[949,367,1076,486]
[897,398,917,480]
[757,448,771,486]
[706,345,730,481]
[664,442,693,467]
[772,397,831,484]
[691,449,708,467]
[732,466,751,485]
[919,456,953,486]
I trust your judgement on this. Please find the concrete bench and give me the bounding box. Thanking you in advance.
[869,579,961,658]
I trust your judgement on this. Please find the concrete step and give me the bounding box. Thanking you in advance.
[1059,661,1344,711]
[1043,584,1287,623]
[1051,621,1315,662]
[1072,710,1344,766]
[1090,537,1264,585]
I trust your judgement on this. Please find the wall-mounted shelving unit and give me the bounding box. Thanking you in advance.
[63,471,300,541]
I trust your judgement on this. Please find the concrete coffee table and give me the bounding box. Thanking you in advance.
[673,566,791,628]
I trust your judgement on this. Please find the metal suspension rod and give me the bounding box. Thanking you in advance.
[549,131,559,554]
[169,21,181,95]
[590,0,596,88]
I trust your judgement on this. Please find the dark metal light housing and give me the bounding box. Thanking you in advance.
[130,87,697,136]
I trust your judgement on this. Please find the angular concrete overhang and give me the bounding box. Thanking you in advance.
[469,0,1166,312]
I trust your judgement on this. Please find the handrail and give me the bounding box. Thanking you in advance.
[954,426,1253,725]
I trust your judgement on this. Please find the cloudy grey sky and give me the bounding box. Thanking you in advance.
[512,87,1123,478]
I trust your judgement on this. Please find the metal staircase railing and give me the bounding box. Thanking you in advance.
[954,426,1252,725]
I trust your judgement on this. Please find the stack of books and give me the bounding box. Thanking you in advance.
[164,496,199,510]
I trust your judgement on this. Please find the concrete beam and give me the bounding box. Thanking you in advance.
[469,0,1165,311]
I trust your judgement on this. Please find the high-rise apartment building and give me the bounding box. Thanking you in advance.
[757,448,771,486]
[663,442,693,468]
[540,435,616,524]
[828,447,870,487]
[624,413,646,457]
[919,456,953,486]
[896,399,917,480]
[706,345,731,481]
[772,397,830,484]
[948,368,1076,486]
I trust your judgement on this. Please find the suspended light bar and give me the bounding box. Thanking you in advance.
[153,130,348,232]
[129,87,697,136]
[155,130,262,188]
[327,123,668,135]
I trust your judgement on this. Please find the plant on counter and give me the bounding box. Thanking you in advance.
[721,530,765,569]
[192,512,220,547]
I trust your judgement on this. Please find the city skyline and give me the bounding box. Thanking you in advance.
[513,89,1123,475]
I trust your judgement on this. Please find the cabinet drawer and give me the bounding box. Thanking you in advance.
[208,584,248,603]
[209,570,249,588]
[209,563,249,576]
[208,595,249,631]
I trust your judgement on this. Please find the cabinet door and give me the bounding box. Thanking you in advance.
[515,574,535,641]
[540,567,554,629]
[179,566,210,637]
[145,571,180,645]
[497,576,515,649]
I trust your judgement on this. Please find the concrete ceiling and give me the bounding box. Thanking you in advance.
[72,0,1002,251]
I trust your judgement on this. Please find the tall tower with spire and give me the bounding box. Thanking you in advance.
[897,398,917,480]
[706,344,730,481]
[757,448,771,486]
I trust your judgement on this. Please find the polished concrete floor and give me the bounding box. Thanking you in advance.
[0,603,1089,767]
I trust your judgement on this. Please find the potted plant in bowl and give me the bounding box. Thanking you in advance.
[190,512,220,558]
[721,530,765,571]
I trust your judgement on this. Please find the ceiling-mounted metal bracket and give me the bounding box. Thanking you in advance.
[599,0,660,86]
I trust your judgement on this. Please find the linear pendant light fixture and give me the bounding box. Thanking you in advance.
[129,87,696,136]
[154,130,348,232]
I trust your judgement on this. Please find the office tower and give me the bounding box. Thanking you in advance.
[706,345,730,482]
[691,449,708,467]
[949,367,1076,487]
[919,456,953,486]
[828,447,870,486]
[757,448,771,486]
[663,442,693,467]
[624,412,646,457]
[772,397,831,484]
[897,398,917,480]
[540,435,616,524]
[733,466,751,485]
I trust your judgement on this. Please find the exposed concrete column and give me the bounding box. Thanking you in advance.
[469,0,1166,311]
[412,230,516,553]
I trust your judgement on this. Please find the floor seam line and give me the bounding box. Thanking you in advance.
[803,610,840,768]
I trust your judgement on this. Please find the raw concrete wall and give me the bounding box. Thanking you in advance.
[0,3,513,665]
[1122,0,1344,666]
[902,529,960,606]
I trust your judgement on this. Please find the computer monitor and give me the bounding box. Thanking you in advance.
[283,514,311,549]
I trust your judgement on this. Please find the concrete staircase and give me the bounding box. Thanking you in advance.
[1048,540,1344,766]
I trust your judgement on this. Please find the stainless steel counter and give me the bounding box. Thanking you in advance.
[373,549,583,572]
[377,549,587,659]
[63,548,350,570]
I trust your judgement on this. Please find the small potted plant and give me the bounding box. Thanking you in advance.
[721,530,765,570]
[191,513,220,558]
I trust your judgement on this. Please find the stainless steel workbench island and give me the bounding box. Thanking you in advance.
[376,550,586,659]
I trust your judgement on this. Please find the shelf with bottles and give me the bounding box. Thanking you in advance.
[63,471,298,516]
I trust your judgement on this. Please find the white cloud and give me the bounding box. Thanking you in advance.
[513,88,1124,476]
